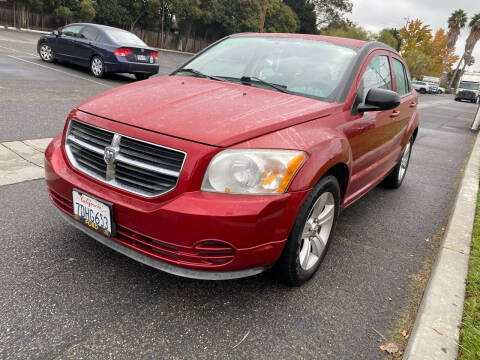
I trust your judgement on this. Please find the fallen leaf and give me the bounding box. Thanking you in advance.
[425,238,430,242]
[379,342,399,354]
[432,328,443,336]
[402,330,409,339]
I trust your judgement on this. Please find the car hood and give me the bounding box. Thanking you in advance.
[77,76,338,147]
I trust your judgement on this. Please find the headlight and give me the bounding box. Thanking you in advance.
[201,149,307,194]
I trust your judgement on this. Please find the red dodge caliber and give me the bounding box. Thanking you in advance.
[45,33,418,286]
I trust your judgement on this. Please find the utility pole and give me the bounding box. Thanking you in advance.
[260,0,268,33]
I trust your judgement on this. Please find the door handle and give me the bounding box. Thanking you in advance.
[409,102,416,108]
[390,110,401,118]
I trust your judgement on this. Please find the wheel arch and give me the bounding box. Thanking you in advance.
[323,163,349,200]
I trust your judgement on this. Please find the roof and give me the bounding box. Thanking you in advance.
[66,23,129,32]
[231,32,368,49]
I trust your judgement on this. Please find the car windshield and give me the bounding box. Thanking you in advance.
[459,81,479,90]
[104,29,146,47]
[176,37,358,100]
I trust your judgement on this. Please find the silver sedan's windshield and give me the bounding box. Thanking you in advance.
[176,37,358,100]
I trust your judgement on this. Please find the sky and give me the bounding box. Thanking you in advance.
[348,0,480,72]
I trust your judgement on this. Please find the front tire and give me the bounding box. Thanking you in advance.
[419,88,426,94]
[38,42,54,62]
[383,137,413,188]
[90,56,105,78]
[276,175,341,286]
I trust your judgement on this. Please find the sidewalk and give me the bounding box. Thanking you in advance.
[0,138,52,186]
[404,131,480,359]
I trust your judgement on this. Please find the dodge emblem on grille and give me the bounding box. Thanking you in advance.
[104,146,117,165]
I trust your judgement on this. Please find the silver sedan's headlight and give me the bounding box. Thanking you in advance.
[201,149,307,194]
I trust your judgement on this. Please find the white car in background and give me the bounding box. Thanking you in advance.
[411,80,431,94]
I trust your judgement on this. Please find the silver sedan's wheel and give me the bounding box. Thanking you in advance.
[299,192,335,271]
[398,141,411,182]
[91,56,104,78]
[39,43,53,62]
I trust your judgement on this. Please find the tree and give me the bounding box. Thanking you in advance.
[79,0,96,22]
[399,19,432,53]
[53,5,73,24]
[440,9,467,86]
[423,28,459,77]
[312,0,353,30]
[376,28,399,50]
[283,0,317,34]
[403,48,432,80]
[450,13,480,88]
[321,24,371,41]
[264,0,299,33]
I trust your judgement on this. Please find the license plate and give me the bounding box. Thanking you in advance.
[72,190,113,237]
[137,55,146,61]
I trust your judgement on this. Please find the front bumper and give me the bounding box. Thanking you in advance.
[456,90,476,100]
[45,135,309,278]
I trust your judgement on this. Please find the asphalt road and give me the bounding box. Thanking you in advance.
[1,29,479,359]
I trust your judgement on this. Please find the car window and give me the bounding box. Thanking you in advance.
[61,25,83,38]
[182,37,358,100]
[358,55,392,102]
[104,29,146,46]
[80,26,100,41]
[405,69,412,92]
[392,58,408,96]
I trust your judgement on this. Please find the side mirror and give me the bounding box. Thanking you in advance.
[357,88,400,113]
[53,30,59,37]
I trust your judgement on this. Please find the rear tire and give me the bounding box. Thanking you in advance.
[275,175,341,286]
[420,88,426,94]
[90,56,105,78]
[383,137,413,188]
[135,73,150,81]
[38,42,54,62]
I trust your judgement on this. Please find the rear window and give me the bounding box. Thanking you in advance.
[104,30,146,47]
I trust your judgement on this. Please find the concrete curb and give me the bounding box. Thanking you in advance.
[5,26,50,34]
[403,131,480,359]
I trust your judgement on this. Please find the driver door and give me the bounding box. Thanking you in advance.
[55,25,84,63]
[344,52,397,198]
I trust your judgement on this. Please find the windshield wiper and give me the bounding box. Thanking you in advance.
[240,76,291,94]
[173,68,226,82]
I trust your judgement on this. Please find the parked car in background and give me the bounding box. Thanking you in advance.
[427,82,439,94]
[455,72,480,103]
[45,34,418,286]
[37,23,159,80]
[437,86,445,94]
[411,80,431,94]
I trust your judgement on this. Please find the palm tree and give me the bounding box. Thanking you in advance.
[450,13,480,89]
[440,9,467,86]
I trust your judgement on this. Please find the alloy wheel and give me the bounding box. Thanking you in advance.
[91,57,103,77]
[398,142,411,182]
[40,44,52,61]
[299,192,335,271]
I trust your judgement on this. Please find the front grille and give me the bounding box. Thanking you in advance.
[65,120,186,197]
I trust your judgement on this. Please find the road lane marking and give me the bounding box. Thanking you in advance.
[0,138,52,186]
[0,43,36,56]
[6,54,110,87]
